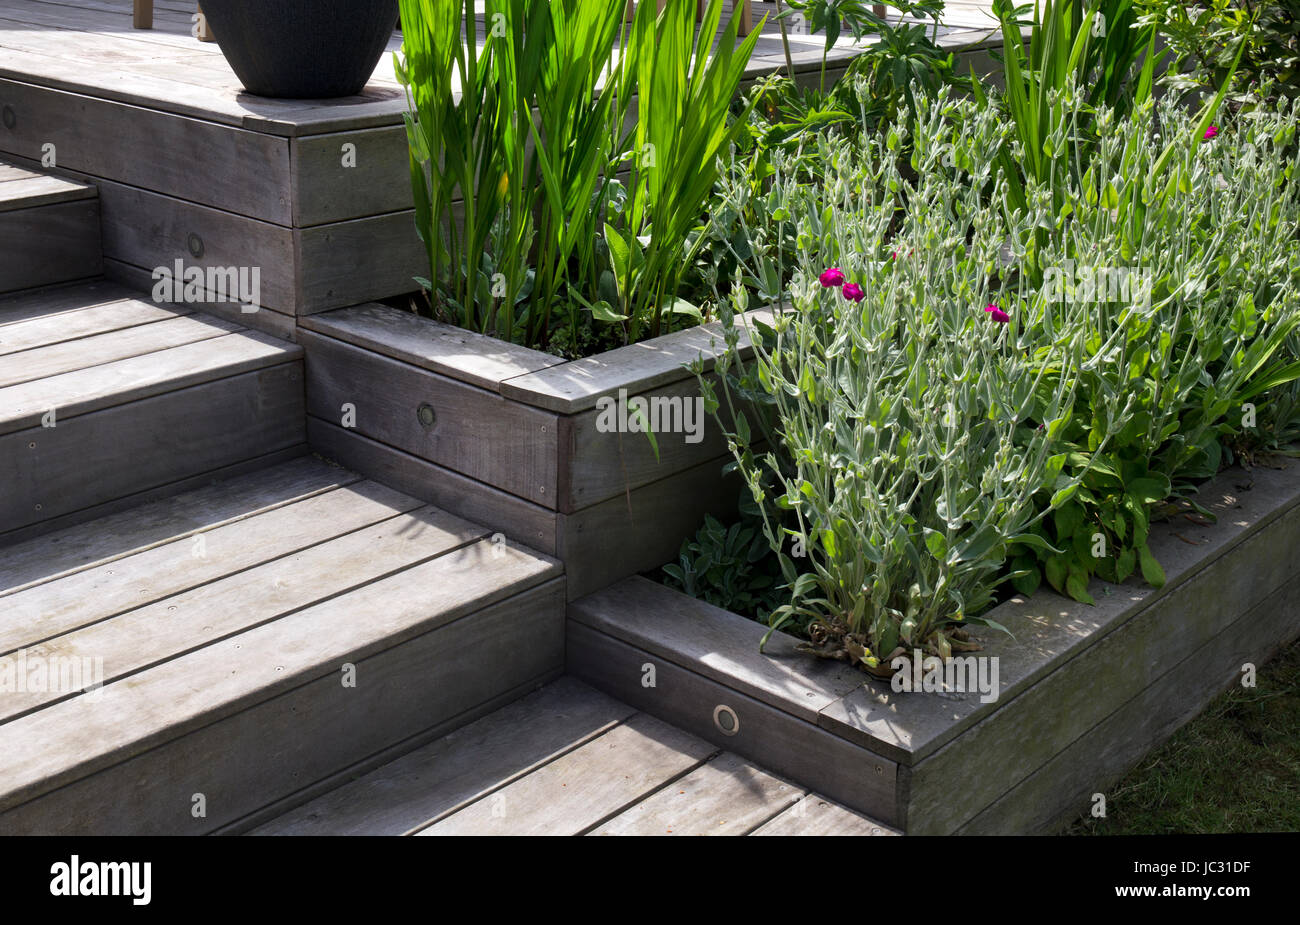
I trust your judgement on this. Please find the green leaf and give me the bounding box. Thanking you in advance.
[1138,544,1166,588]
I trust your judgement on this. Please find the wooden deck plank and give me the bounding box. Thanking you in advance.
[0,299,187,357]
[0,280,137,326]
[0,456,357,596]
[1,505,488,723]
[0,314,240,388]
[416,713,715,836]
[0,480,422,653]
[0,538,560,812]
[0,174,95,211]
[298,302,564,392]
[0,329,300,435]
[589,751,803,836]
[751,793,901,836]
[250,677,637,836]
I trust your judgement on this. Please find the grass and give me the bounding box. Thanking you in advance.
[1067,636,1300,834]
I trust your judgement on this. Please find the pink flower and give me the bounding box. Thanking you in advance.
[984,303,1010,324]
[1204,125,1219,141]
[842,283,864,302]
[891,251,898,260]
[819,267,846,288]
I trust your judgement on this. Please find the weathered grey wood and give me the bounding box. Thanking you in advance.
[903,482,1300,835]
[590,751,803,836]
[1,363,305,534]
[558,452,740,599]
[89,175,297,311]
[0,77,293,223]
[301,330,559,506]
[0,329,300,436]
[501,309,772,414]
[561,372,737,512]
[295,210,426,314]
[0,299,185,356]
[417,713,715,836]
[298,302,563,393]
[0,313,237,387]
[569,577,865,725]
[0,456,357,596]
[953,571,1300,835]
[101,257,298,343]
[250,677,636,836]
[567,621,901,826]
[0,577,566,834]
[290,126,412,227]
[2,505,487,722]
[0,280,140,326]
[819,459,1300,767]
[0,200,101,293]
[751,794,901,836]
[0,174,95,211]
[0,480,421,653]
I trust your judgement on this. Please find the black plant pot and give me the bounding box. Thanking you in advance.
[200,0,399,99]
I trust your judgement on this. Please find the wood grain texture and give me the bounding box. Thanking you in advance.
[558,452,740,599]
[417,713,715,836]
[953,571,1300,835]
[590,750,803,836]
[0,280,136,326]
[569,577,865,725]
[0,199,101,293]
[290,125,411,226]
[294,209,426,314]
[0,298,186,356]
[0,329,300,435]
[0,480,421,653]
[0,363,305,534]
[567,621,901,826]
[0,455,357,596]
[751,793,900,836]
[1,505,487,723]
[301,330,558,506]
[0,77,292,223]
[0,578,566,834]
[298,302,563,392]
[0,174,96,211]
[306,417,559,555]
[249,676,636,836]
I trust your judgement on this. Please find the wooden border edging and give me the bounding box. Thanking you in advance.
[566,459,1300,833]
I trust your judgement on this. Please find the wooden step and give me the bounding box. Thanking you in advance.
[0,458,565,835]
[248,676,899,836]
[0,281,307,542]
[0,161,101,294]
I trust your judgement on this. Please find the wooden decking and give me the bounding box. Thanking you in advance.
[251,677,897,836]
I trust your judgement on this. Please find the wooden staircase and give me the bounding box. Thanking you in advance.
[0,161,101,295]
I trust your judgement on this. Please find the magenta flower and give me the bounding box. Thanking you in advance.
[1203,125,1219,141]
[819,267,846,288]
[842,283,864,302]
[984,303,1010,324]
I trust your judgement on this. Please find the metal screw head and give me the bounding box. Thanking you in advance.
[416,403,437,429]
[1,106,15,130]
[187,232,204,258]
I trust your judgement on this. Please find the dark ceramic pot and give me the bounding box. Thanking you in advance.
[200,0,399,99]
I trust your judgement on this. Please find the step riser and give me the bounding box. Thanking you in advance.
[0,198,102,295]
[0,580,565,835]
[0,362,306,540]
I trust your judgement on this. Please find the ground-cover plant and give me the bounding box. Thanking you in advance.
[661,513,788,619]
[396,0,764,355]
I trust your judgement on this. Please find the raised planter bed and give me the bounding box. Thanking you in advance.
[301,302,768,598]
[566,459,1300,834]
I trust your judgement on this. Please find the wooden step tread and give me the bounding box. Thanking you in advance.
[250,676,900,837]
[0,164,96,213]
[0,461,562,815]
